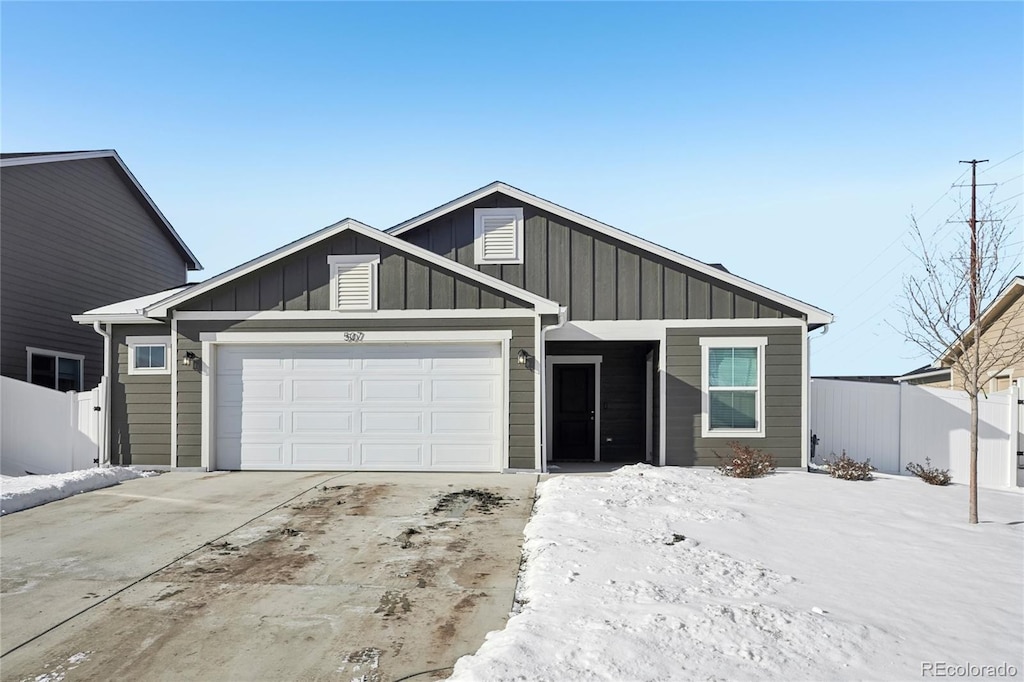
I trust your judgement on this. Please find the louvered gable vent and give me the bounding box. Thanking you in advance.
[474,208,523,265]
[328,255,380,311]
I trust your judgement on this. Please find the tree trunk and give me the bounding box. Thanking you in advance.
[969,390,979,524]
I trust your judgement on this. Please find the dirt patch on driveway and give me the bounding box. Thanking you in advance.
[1,473,536,682]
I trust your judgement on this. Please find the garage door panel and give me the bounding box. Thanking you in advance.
[361,379,423,401]
[361,411,422,433]
[360,356,429,371]
[431,443,496,467]
[243,380,285,401]
[431,412,495,434]
[292,379,354,402]
[361,442,423,466]
[215,342,505,471]
[431,379,496,402]
[241,411,285,433]
[292,411,355,434]
[241,443,284,466]
[293,443,353,466]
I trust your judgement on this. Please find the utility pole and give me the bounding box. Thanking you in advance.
[958,159,989,322]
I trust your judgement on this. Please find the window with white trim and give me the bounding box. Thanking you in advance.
[27,348,84,391]
[328,255,380,311]
[127,336,171,375]
[474,207,523,265]
[699,337,768,438]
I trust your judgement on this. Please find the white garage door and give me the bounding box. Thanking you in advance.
[214,343,504,471]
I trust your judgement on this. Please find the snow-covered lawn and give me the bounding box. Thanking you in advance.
[450,465,1024,681]
[0,467,157,515]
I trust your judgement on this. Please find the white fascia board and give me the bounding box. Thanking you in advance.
[388,182,833,325]
[146,219,559,317]
[72,314,164,325]
[199,330,513,344]
[174,309,538,321]
[2,151,202,270]
[547,318,805,342]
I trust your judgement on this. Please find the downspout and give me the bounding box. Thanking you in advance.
[538,306,568,474]
[92,321,112,467]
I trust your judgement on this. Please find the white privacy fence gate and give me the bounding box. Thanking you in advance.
[0,376,105,476]
[810,378,1023,489]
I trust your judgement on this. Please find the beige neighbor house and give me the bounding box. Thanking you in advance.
[895,275,1024,392]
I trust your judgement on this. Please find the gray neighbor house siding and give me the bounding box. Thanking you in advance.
[1,156,194,388]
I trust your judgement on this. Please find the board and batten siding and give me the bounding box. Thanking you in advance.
[400,192,804,322]
[1,158,190,388]
[665,325,804,467]
[111,324,173,467]
[178,230,527,313]
[174,317,537,470]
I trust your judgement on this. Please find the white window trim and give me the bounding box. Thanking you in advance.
[127,335,172,375]
[328,254,380,311]
[474,207,524,265]
[26,347,85,391]
[699,336,768,438]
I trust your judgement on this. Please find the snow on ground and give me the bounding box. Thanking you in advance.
[0,467,157,515]
[449,465,1024,681]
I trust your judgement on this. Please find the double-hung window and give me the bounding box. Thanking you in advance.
[127,336,171,375]
[699,337,767,438]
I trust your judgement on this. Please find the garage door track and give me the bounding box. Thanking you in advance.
[0,471,537,681]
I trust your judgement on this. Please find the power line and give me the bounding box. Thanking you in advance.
[980,150,1023,175]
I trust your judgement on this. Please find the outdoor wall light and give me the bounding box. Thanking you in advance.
[183,351,198,368]
[517,349,533,368]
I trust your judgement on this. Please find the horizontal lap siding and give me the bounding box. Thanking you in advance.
[399,192,803,322]
[175,318,536,470]
[666,326,803,467]
[112,324,173,466]
[178,231,527,312]
[0,159,189,388]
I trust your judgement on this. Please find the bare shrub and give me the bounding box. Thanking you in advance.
[715,442,776,478]
[825,450,875,481]
[905,458,952,486]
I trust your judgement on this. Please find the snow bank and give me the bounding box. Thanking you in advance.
[0,467,157,515]
[449,465,1024,681]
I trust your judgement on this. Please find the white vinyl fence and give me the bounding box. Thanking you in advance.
[0,376,104,476]
[810,378,1023,489]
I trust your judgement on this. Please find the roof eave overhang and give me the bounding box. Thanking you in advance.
[72,314,164,325]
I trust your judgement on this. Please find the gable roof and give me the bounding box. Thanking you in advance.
[141,218,561,317]
[72,286,194,324]
[893,365,951,383]
[387,181,833,326]
[1,150,202,271]
[936,275,1024,365]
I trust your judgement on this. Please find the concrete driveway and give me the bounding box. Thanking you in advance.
[0,470,537,681]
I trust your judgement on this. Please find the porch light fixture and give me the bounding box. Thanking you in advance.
[517,349,532,368]
[183,351,198,368]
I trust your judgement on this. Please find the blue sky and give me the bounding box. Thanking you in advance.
[2,2,1021,376]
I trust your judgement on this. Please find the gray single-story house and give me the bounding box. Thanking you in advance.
[75,182,833,473]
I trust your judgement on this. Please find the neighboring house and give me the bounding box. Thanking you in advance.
[1,150,202,391]
[74,182,832,472]
[894,276,1024,392]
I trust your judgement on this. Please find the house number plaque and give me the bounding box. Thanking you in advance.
[343,332,365,342]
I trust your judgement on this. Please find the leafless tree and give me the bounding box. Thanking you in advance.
[896,187,1022,524]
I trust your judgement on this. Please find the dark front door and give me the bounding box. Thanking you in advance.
[553,364,596,460]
